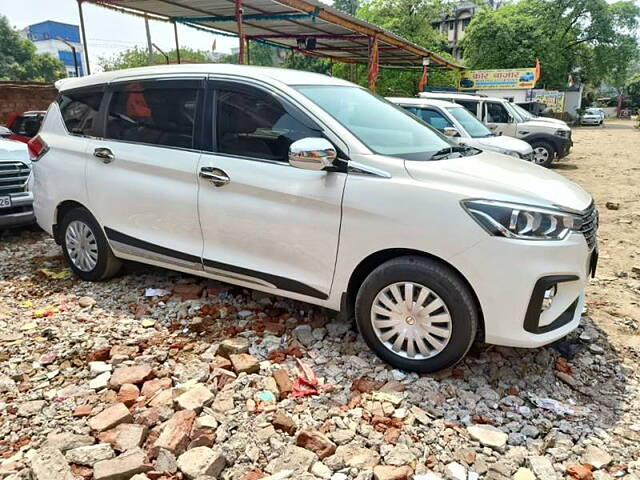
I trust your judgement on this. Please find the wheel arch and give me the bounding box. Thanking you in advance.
[53,200,90,244]
[521,133,560,154]
[342,248,485,340]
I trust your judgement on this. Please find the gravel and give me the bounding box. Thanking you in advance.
[1,229,639,480]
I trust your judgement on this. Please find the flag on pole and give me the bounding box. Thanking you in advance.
[418,65,428,92]
[534,58,541,83]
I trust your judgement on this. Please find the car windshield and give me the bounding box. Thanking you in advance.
[511,103,534,120]
[504,102,526,123]
[446,106,493,138]
[295,86,459,160]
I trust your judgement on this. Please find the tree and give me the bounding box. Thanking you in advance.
[215,42,278,66]
[460,0,640,89]
[98,46,211,71]
[0,15,65,82]
[332,0,359,15]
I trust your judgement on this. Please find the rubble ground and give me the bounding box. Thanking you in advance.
[1,123,639,480]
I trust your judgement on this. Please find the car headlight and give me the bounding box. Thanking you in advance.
[462,200,581,240]
[502,150,521,158]
[555,129,570,138]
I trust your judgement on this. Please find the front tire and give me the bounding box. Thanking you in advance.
[355,256,478,373]
[530,141,555,167]
[60,208,121,281]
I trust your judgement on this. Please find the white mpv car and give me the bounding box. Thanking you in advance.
[30,65,598,373]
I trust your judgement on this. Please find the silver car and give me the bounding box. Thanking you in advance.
[0,138,35,228]
[389,98,534,161]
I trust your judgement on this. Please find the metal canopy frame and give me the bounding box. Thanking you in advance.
[80,0,462,91]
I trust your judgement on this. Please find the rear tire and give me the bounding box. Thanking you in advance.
[60,208,121,281]
[530,141,555,167]
[354,256,478,373]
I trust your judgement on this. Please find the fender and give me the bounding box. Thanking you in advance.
[518,132,566,153]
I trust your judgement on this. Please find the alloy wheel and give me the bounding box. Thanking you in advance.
[533,147,550,165]
[370,282,452,360]
[65,220,99,272]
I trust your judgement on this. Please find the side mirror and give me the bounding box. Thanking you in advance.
[442,127,460,137]
[288,137,337,171]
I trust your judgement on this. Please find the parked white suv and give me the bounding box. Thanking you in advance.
[388,97,534,161]
[419,92,573,167]
[30,65,598,372]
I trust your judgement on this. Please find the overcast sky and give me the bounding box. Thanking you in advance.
[2,0,241,72]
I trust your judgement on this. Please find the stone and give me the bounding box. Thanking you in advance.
[65,444,115,466]
[212,390,235,413]
[90,372,112,390]
[109,365,153,389]
[267,445,317,474]
[311,462,332,479]
[148,388,173,408]
[229,353,260,374]
[30,447,75,480]
[117,383,140,407]
[467,424,508,450]
[93,447,151,480]
[73,405,93,417]
[89,361,112,375]
[78,296,96,307]
[272,412,297,435]
[176,446,226,479]
[154,409,197,454]
[175,384,214,411]
[141,377,172,398]
[512,468,536,480]
[582,445,612,469]
[605,202,619,210]
[272,369,293,398]
[331,445,380,469]
[218,337,249,357]
[385,445,415,466]
[296,429,337,459]
[444,462,466,480]
[154,448,178,473]
[528,456,557,479]
[89,403,133,432]
[195,415,219,430]
[45,432,95,452]
[174,360,210,383]
[373,465,413,480]
[97,423,148,452]
[292,325,315,347]
[17,399,46,417]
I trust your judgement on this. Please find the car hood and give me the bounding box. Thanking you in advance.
[462,135,532,155]
[0,138,30,164]
[520,119,567,132]
[529,116,568,127]
[404,151,591,212]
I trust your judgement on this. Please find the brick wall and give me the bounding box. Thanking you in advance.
[0,82,57,125]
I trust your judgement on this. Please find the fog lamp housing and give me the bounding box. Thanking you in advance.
[541,285,557,311]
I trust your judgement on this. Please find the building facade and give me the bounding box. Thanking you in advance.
[432,1,478,61]
[22,21,85,77]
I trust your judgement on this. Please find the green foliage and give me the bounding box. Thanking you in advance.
[332,0,359,15]
[216,42,278,66]
[460,0,640,89]
[0,15,65,82]
[98,46,211,71]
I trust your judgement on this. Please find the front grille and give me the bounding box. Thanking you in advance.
[0,161,31,194]
[579,202,598,250]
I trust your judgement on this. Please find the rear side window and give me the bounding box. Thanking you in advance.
[455,100,479,117]
[106,81,199,149]
[58,90,103,136]
[416,108,454,132]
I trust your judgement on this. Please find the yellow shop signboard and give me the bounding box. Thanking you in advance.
[459,68,537,90]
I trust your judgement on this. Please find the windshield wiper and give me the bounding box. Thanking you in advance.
[430,145,479,160]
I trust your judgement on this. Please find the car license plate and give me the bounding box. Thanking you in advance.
[0,196,11,209]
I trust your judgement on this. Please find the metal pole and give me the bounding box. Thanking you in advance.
[173,21,181,64]
[145,15,153,64]
[235,0,245,64]
[153,43,169,64]
[77,0,90,75]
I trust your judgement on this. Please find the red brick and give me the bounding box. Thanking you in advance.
[154,410,196,454]
[272,369,293,399]
[296,429,336,459]
[109,365,153,389]
[117,384,140,407]
[140,378,171,398]
[88,403,132,432]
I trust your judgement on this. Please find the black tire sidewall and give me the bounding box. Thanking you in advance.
[355,257,477,373]
[60,208,112,281]
[531,141,555,167]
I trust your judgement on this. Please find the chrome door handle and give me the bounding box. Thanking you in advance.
[199,167,230,187]
[93,147,115,164]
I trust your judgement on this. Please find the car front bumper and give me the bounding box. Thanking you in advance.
[581,118,602,125]
[556,135,572,158]
[451,231,592,348]
[0,192,35,228]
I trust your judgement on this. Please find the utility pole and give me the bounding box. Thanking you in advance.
[59,38,80,77]
[77,0,90,75]
[145,15,153,64]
